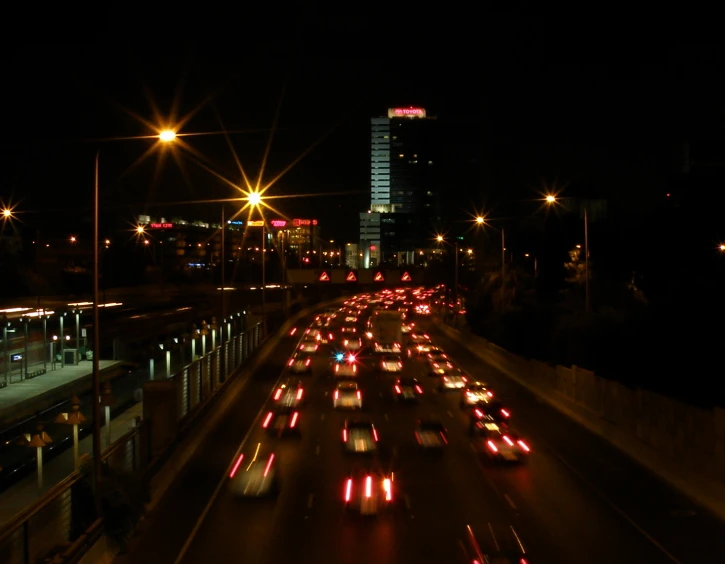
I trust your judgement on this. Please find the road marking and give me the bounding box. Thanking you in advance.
[504,493,517,510]
[549,446,683,564]
[384,413,389,421]
[404,494,412,511]
[307,493,314,508]
[315,445,320,455]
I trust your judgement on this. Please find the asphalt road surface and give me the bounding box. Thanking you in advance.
[121,307,725,564]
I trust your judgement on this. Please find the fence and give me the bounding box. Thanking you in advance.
[0,321,267,564]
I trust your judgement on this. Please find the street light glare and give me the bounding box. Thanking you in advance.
[545,195,557,203]
[247,191,262,206]
[475,216,485,224]
[136,226,145,234]
[720,244,725,251]
[159,130,177,142]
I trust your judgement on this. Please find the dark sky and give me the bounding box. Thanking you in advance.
[2,5,723,241]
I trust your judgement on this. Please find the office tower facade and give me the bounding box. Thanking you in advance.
[359,107,440,268]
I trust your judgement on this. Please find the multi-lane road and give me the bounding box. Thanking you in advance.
[122,299,725,564]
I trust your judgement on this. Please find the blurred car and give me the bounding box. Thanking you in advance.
[460,382,494,408]
[438,367,469,391]
[407,341,433,357]
[273,380,304,408]
[393,377,423,402]
[459,524,530,564]
[470,401,511,428]
[425,347,448,363]
[305,328,322,339]
[428,360,455,376]
[343,471,394,515]
[341,325,358,335]
[408,332,431,344]
[342,420,378,453]
[342,337,362,352]
[414,419,448,450]
[333,353,359,377]
[262,407,301,437]
[401,322,415,334]
[313,315,331,328]
[299,340,319,354]
[334,381,363,409]
[229,450,278,498]
[472,421,530,463]
[344,315,359,324]
[380,354,403,373]
[373,342,401,354]
[288,355,312,374]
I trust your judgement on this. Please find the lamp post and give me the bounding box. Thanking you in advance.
[25,425,52,490]
[501,228,505,310]
[55,396,86,469]
[246,191,266,334]
[100,382,116,447]
[545,195,590,313]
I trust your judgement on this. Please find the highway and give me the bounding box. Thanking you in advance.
[121,296,725,564]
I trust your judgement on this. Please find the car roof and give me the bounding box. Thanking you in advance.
[398,376,418,384]
[337,381,358,389]
[346,420,373,428]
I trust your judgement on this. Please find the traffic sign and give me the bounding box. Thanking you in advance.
[401,272,412,282]
[374,271,385,282]
[318,271,330,282]
[346,271,357,282]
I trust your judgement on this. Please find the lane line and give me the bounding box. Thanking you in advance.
[503,493,517,511]
[548,445,683,564]
[173,321,316,564]
[307,493,314,508]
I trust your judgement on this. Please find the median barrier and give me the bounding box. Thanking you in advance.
[435,320,725,522]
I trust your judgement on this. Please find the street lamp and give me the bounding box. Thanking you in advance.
[2,208,11,219]
[246,191,266,333]
[89,130,177,513]
[545,194,590,313]
[54,396,86,469]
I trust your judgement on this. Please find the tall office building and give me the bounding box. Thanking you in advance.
[359,107,441,268]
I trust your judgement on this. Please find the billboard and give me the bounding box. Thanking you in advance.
[388,107,426,118]
[269,219,318,228]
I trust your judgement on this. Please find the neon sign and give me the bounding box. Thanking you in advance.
[388,107,426,118]
[247,220,264,227]
[149,223,173,229]
[268,219,317,228]
[292,219,318,226]
[270,220,287,227]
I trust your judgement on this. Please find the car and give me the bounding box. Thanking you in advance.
[273,380,304,408]
[460,382,494,408]
[305,328,322,339]
[394,377,423,401]
[470,401,511,427]
[341,325,358,335]
[262,407,301,437]
[299,340,319,353]
[333,381,363,409]
[313,315,331,328]
[288,355,312,374]
[414,419,448,449]
[458,524,530,563]
[408,332,431,344]
[342,420,378,453]
[407,341,433,357]
[380,354,403,373]
[428,360,455,376]
[342,337,362,351]
[438,367,469,391]
[425,347,448,363]
[344,315,359,324]
[373,342,401,354]
[333,353,359,377]
[343,471,394,515]
[401,322,415,334]
[229,450,278,498]
[472,421,530,463]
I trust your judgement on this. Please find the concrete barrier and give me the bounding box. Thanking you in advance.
[436,321,725,522]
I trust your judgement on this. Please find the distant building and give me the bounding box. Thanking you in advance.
[360,107,441,267]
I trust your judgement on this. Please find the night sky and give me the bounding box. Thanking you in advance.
[2,7,723,242]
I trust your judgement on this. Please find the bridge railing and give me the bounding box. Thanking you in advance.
[0,319,270,564]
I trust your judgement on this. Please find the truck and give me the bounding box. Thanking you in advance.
[369,309,403,352]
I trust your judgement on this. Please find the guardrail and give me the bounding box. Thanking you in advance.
[0,318,271,564]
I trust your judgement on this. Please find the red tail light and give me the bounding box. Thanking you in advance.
[274,388,282,400]
[290,412,299,428]
[372,428,379,442]
[262,412,273,428]
[345,478,352,501]
[487,441,498,452]
[290,328,297,336]
[329,333,334,341]
[501,408,510,418]
[356,390,361,400]
[474,409,483,418]
[288,359,294,366]
[518,440,530,452]
[334,390,339,399]
[487,391,493,397]
[335,364,339,373]
[439,432,448,444]
[229,453,244,478]
[305,358,311,366]
[397,362,402,368]
[299,345,304,350]
[395,385,401,394]
[383,478,392,501]
[365,476,372,498]
[263,454,275,476]
[415,385,423,394]
[342,429,347,441]
[503,435,514,446]
[296,389,303,400]
[352,364,357,373]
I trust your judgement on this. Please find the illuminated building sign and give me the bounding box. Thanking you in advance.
[247,220,264,227]
[149,223,174,229]
[269,219,318,228]
[388,107,426,118]
[228,220,243,225]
